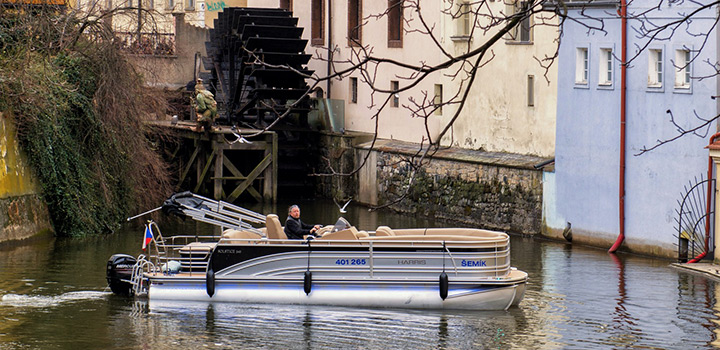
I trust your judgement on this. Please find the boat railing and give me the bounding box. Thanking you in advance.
[143,232,511,279]
[213,238,512,279]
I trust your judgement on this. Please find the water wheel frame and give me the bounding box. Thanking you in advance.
[203,7,313,128]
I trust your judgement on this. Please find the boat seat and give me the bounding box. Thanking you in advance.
[222,229,262,240]
[179,242,217,255]
[265,214,288,240]
[356,230,369,238]
[317,227,360,241]
[375,226,395,236]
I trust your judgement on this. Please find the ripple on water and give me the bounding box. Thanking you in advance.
[0,291,111,308]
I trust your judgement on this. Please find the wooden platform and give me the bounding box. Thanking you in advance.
[149,120,277,203]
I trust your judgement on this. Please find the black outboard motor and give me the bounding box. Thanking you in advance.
[106,254,137,296]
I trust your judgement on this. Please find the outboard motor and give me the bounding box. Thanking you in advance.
[106,254,137,296]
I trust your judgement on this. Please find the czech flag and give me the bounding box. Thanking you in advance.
[142,225,153,250]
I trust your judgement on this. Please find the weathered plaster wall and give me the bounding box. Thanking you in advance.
[0,113,53,245]
[265,1,557,158]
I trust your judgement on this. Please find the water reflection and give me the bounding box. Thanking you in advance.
[0,199,720,348]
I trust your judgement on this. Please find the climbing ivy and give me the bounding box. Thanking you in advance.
[0,11,172,237]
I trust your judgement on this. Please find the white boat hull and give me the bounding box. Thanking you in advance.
[146,271,527,311]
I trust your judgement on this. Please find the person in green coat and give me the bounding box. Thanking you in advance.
[192,78,217,132]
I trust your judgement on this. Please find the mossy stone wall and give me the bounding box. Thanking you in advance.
[358,140,549,235]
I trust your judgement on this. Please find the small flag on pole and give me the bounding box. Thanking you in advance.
[142,225,153,250]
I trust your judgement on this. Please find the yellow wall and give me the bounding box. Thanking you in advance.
[0,113,41,198]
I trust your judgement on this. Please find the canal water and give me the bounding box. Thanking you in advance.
[0,199,718,349]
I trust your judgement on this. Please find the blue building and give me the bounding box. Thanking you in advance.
[544,1,719,257]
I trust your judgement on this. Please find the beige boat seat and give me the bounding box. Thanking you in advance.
[317,226,360,241]
[266,214,288,240]
[222,229,262,240]
[179,242,217,255]
[375,226,395,236]
[356,230,369,238]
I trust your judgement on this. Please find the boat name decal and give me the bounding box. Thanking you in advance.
[461,260,487,267]
[397,259,426,265]
[217,249,241,254]
[335,258,367,265]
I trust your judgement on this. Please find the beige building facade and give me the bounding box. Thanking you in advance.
[248,0,557,158]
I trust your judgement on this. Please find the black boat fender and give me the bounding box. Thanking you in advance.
[439,272,449,300]
[304,271,312,295]
[304,240,312,295]
[206,251,215,297]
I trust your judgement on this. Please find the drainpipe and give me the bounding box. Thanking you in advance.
[326,0,333,99]
[687,132,720,263]
[609,0,628,253]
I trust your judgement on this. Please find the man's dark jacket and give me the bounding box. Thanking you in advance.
[285,216,314,239]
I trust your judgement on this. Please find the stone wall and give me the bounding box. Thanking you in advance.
[0,195,53,245]
[0,113,53,245]
[358,139,549,235]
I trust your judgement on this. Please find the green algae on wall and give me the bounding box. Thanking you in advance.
[0,113,53,244]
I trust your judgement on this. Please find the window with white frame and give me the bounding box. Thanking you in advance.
[599,48,613,85]
[185,0,194,11]
[575,47,588,85]
[648,49,663,87]
[675,49,691,89]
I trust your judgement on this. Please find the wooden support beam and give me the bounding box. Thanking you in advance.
[214,146,224,200]
[222,156,263,202]
[177,145,201,189]
[226,153,272,202]
[194,148,216,193]
[264,132,278,202]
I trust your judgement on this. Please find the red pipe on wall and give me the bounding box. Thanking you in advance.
[609,0,628,253]
[687,132,720,263]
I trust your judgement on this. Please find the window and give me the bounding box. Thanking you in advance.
[527,75,534,107]
[280,0,292,11]
[599,48,613,85]
[575,47,588,85]
[506,1,532,43]
[648,49,663,87]
[434,84,443,115]
[350,77,358,104]
[167,0,174,10]
[311,0,324,46]
[388,0,403,47]
[675,49,691,89]
[391,80,399,107]
[185,0,194,11]
[348,0,362,45]
[456,1,471,37]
